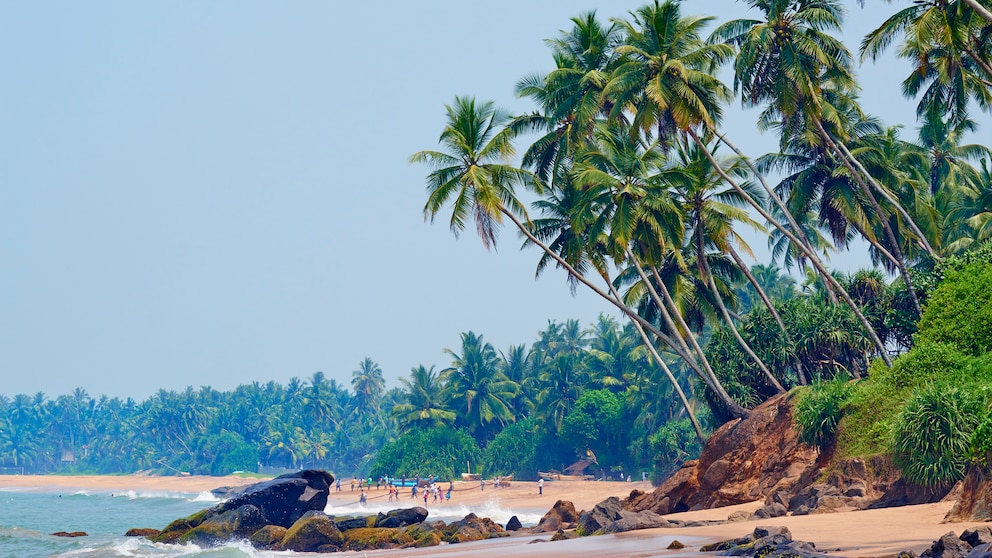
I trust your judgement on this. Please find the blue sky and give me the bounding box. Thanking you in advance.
[0,1,963,399]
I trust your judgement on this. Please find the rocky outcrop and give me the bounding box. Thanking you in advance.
[700,525,828,558]
[374,506,429,528]
[917,530,992,558]
[945,467,992,522]
[505,515,523,531]
[626,394,820,514]
[533,500,578,532]
[280,510,343,553]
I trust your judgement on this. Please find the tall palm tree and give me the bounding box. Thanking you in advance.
[441,331,519,444]
[392,365,455,431]
[351,357,386,423]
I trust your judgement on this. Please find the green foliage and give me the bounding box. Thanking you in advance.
[559,389,625,467]
[971,413,992,469]
[892,384,985,487]
[648,418,701,483]
[793,379,852,449]
[482,417,572,478]
[916,263,992,356]
[369,426,481,480]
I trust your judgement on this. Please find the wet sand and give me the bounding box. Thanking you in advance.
[1,473,985,557]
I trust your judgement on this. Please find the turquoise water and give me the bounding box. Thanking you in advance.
[0,488,277,557]
[0,487,549,557]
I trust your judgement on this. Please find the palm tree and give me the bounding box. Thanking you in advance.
[392,365,455,430]
[351,357,386,423]
[441,331,519,444]
[862,0,992,126]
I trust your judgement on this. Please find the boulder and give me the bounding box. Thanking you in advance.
[281,510,343,553]
[700,526,829,558]
[967,542,992,558]
[505,516,523,531]
[602,510,672,533]
[962,528,992,548]
[444,512,507,543]
[753,503,788,519]
[215,469,333,528]
[249,525,287,550]
[576,497,625,535]
[180,504,267,545]
[336,515,373,531]
[534,500,578,533]
[373,507,429,528]
[921,532,974,558]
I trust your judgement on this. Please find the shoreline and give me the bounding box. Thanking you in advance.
[1,473,985,557]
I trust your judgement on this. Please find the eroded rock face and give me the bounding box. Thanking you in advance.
[945,467,992,522]
[625,394,819,514]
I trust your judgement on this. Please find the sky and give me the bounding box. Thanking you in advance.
[0,1,966,400]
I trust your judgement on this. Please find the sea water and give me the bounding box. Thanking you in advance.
[0,487,548,557]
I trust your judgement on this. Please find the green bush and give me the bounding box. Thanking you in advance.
[972,413,992,470]
[648,418,701,483]
[370,426,481,480]
[892,384,984,487]
[916,263,992,357]
[793,379,852,449]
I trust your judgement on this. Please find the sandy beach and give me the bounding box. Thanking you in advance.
[1,473,987,557]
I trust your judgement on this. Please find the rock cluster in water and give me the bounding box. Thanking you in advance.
[128,470,509,552]
[699,525,830,558]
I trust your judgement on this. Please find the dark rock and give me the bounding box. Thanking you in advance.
[700,526,831,558]
[125,528,160,538]
[967,542,992,558]
[505,516,523,531]
[752,503,787,519]
[445,512,507,543]
[51,531,87,537]
[921,532,974,558]
[336,515,372,531]
[603,510,673,533]
[727,510,751,522]
[281,510,343,553]
[962,528,992,547]
[249,525,287,550]
[373,507,429,529]
[216,469,333,528]
[180,504,267,545]
[668,540,686,549]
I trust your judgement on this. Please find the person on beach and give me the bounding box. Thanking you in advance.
[480,478,485,491]
[538,477,543,495]
[359,489,367,506]
[336,478,341,492]
[446,484,452,502]
[411,484,417,499]
[351,478,356,491]
[423,487,429,505]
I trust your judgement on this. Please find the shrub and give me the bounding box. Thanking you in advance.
[916,263,992,357]
[892,384,984,487]
[648,418,701,483]
[793,379,852,449]
[972,413,992,470]
[370,426,481,480]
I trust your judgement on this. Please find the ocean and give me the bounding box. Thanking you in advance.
[0,487,550,557]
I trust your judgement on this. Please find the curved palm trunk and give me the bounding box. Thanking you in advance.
[816,122,924,317]
[727,245,807,385]
[623,247,749,416]
[695,232,785,393]
[962,0,992,26]
[714,132,840,304]
[605,281,705,443]
[690,129,894,367]
[499,206,749,417]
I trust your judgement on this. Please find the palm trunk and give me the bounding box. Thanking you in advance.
[646,264,746,414]
[727,245,807,385]
[622,250,748,418]
[962,0,992,25]
[695,231,785,393]
[816,121,924,317]
[605,281,705,443]
[714,132,840,304]
[689,129,894,367]
[499,206,749,417]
